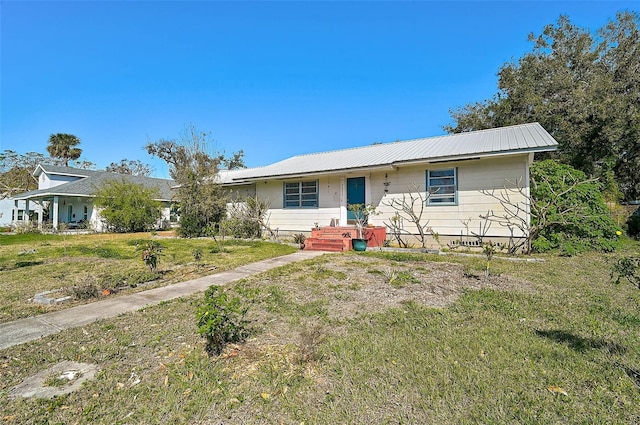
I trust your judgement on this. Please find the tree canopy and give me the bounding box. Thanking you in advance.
[46,133,83,167]
[106,159,152,176]
[146,124,231,237]
[445,11,640,200]
[0,150,51,199]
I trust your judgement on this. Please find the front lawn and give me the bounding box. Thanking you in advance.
[0,239,639,423]
[0,232,296,323]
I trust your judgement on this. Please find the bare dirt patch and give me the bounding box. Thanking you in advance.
[243,254,530,321]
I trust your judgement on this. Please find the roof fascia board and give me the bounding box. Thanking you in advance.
[235,164,397,182]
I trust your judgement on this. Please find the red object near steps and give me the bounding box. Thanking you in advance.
[303,226,386,252]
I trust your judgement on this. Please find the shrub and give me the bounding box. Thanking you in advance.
[611,256,640,289]
[140,241,163,271]
[530,160,620,253]
[219,217,260,239]
[292,233,306,248]
[13,222,41,235]
[627,208,640,239]
[93,178,163,233]
[196,286,249,356]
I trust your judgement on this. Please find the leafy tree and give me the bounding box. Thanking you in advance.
[106,159,152,176]
[218,149,246,170]
[71,159,97,170]
[93,178,163,233]
[479,160,619,254]
[46,133,82,166]
[529,160,619,254]
[0,150,51,198]
[146,124,230,237]
[445,11,640,200]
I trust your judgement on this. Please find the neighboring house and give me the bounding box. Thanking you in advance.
[12,165,175,231]
[0,198,43,228]
[218,122,558,249]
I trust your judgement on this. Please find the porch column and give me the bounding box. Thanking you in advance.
[24,200,30,224]
[52,196,59,230]
[37,200,43,228]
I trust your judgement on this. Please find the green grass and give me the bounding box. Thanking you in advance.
[0,232,296,323]
[1,241,640,423]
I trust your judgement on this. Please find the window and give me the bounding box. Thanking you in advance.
[83,206,88,221]
[284,181,318,208]
[427,168,457,205]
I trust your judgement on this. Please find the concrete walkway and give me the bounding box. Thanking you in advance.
[0,250,326,350]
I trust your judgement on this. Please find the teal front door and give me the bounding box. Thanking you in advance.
[347,177,365,221]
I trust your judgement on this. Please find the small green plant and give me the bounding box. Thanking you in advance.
[292,233,306,248]
[611,256,640,288]
[348,203,378,239]
[483,241,499,278]
[141,241,163,272]
[196,286,249,356]
[382,269,419,287]
[192,248,203,263]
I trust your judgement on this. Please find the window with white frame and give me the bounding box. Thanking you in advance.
[426,168,457,205]
[284,181,319,208]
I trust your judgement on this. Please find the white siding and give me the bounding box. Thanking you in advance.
[256,176,342,232]
[250,154,530,239]
[370,155,529,238]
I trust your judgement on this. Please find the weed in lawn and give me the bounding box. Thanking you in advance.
[297,323,326,363]
[264,285,290,314]
[383,269,420,287]
[361,251,429,262]
[69,284,100,300]
[140,241,163,272]
[192,248,203,263]
[310,266,346,280]
[232,280,262,302]
[611,255,640,288]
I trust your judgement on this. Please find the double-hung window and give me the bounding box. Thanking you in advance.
[427,168,457,205]
[284,181,318,208]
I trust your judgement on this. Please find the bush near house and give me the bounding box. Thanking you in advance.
[530,160,619,254]
[93,179,163,233]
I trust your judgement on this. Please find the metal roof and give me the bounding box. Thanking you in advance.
[221,122,558,182]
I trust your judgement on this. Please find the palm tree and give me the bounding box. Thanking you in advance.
[46,133,82,166]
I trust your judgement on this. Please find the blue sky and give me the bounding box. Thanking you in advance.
[1,1,636,178]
